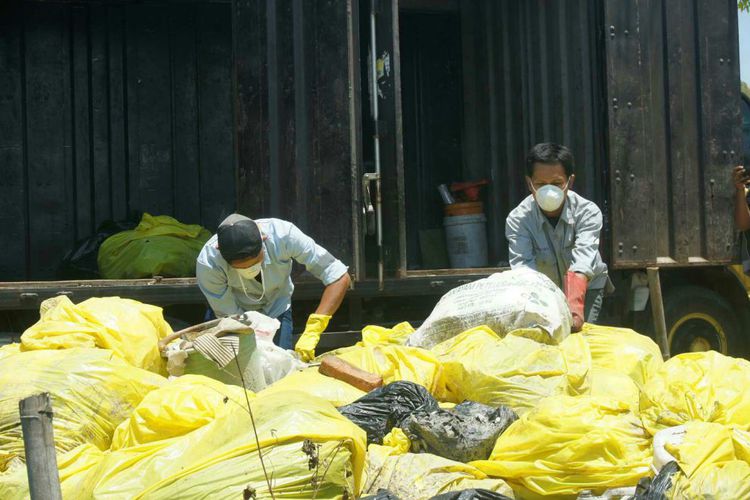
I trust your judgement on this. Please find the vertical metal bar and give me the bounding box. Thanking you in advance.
[647,267,671,359]
[347,0,364,282]
[19,393,62,500]
[369,1,384,290]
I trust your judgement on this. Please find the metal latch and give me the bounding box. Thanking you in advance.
[362,172,380,236]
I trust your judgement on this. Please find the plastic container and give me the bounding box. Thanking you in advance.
[444,201,483,217]
[184,332,266,390]
[444,213,488,268]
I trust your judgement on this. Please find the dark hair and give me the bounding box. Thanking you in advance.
[525,143,575,177]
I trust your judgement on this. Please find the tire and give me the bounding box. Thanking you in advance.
[663,286,745,357]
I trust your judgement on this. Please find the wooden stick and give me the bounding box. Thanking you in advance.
[19,393,62,500]
[647,267,671,360]
[158,318,223,350]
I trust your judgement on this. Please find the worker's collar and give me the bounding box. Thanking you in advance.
[262,241,271,265]
[535,193,575,229]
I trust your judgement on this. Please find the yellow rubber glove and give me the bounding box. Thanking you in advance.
[295,314,331,362]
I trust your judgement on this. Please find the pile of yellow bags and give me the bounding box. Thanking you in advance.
[1,376,366,499]
[20,296,172,373]
[98,213,210,279]
[7,292,750,499]
[269,321,750,499]
[0,348,164,470]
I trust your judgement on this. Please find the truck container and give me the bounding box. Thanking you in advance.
[0,0,745,355]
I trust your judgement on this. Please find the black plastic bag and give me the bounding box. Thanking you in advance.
[361,489,402,500]
[405,401,518,462]
[338,381,438,444]
[633,461,680,500]
[430,489,514,500]
[58,214,141,279]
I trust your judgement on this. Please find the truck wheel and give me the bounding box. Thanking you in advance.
[664,286,744,357]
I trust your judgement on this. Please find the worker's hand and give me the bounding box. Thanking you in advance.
[733,166,750,191]
[295,314,331,362]
[564,271,588,333]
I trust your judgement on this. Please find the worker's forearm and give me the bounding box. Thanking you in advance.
[314,274,351,316]
[735,188,750,231]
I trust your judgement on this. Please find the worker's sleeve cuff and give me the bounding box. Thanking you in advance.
[568,264,594,280]
[320,260,349,286]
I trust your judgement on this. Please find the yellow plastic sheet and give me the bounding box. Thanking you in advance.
[587,368,642,412]
[363,444,515,499]
[579,324,663,387]
[358,322,415,347]
[432,326,589,414]
[0,348,164,470]
[640,351,750,435]
[98,213,210,279]
[75,383,366,499]
[329,344,446,397]
[259,368,366,407]
[0,343,19,360]
[661,422,750,499]
[21,296,172,373]
[473,395,652,498]
[672,461,750,499]
[0,443,104,500]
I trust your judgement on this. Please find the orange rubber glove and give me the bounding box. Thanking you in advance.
[564,271,588,333]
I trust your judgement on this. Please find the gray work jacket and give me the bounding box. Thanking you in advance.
[505,191,609,290]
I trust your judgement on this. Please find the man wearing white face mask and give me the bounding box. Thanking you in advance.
[505,143,610,332]
[196,214,350,359]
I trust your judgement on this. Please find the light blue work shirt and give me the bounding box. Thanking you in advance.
[196,218,348,318]
[505,191,609,290]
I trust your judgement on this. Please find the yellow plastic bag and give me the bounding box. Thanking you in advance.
[640,351,750,435]
[363,444,515,499]
[579,324,664,387]
[111,375,254,448]
[76,387,366,499]
[98,213,210,279]
[432,326,589,414]
[358,322,415,347]
[473,395,652,498]
[0,443,104,500]
[20,296,172,373]
[382,427,411,455]
[658,422,750,499]
[329,344,446,397]
[259,368,366,407]
[0,348,164,470]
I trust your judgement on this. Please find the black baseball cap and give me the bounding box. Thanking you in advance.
[217,214,262,262]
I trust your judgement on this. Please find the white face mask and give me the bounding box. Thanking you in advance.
[237,264,265,303]
[236,262,261,280]
[533,183,567,212]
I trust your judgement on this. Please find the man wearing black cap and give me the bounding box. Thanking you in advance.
[196,214,351,360]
